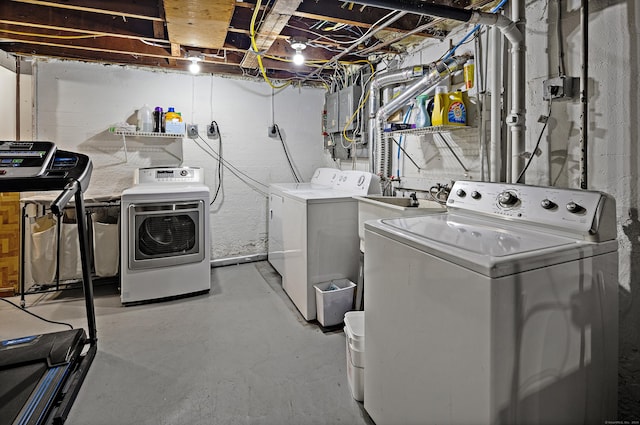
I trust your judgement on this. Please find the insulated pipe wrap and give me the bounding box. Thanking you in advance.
[368,66,429,172]
[373,55,471,177]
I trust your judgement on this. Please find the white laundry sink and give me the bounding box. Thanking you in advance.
[354,195,446,251]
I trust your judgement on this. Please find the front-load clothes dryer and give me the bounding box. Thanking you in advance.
[120,167,211,305]
[363,181,618,425]
[276,170,380,321]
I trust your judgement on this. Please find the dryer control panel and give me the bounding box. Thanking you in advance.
[135,167,204,184]
[447,181,616,241]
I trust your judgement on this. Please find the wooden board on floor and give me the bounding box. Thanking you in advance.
[0,192,20,295]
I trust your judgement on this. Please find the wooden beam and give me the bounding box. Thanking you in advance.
[240,0,303,69]
[0,21,169,45]
[9,0,164,21]
[0,2,160,40]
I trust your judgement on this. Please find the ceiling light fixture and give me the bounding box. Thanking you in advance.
[186,51,204,74]
[290,39,307,66]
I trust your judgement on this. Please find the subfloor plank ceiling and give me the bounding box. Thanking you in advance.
[0,0,498,84]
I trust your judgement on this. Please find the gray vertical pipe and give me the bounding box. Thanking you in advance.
[508,0,526,183]
[15,57,20,141]
[580,0,588,189]
[490,26,502,182]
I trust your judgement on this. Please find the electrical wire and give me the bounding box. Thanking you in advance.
[209,122,223,205]
[0,29,103,40]
[0,297,74,330]
[274,124,302,182]
[195,134,269,197]
[516,99,554,184]
[250,0,292,90]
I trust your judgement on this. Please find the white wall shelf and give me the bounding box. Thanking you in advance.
[109,128,184,161]
[387,125,476,136]
[109,129,185,138]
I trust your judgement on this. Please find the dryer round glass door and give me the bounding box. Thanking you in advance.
[128,200,205,270]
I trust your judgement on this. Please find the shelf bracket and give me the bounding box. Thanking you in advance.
[435,132,469,173]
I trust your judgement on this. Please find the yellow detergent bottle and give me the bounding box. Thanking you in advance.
[165,107,181,124]
[446,90,467,126]
[431,86,449,126]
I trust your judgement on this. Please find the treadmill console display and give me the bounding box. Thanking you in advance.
[0,141,56,178]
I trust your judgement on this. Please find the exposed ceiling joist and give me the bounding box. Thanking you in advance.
[239,0,303,69]
[10,0,164,21]
[0,0,499,82]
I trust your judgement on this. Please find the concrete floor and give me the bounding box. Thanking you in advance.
[0,261,373,425]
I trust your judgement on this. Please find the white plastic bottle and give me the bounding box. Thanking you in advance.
[137,104,153,132]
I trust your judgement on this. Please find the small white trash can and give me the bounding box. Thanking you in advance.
[314,279,356,327]
[344,310,365,401]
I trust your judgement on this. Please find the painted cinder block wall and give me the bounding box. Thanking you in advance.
[31,60,329,260]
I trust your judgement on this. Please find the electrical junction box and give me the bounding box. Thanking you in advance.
[339,85,362,131]
[543,76,579,101]
[324,85,362,134]
[325,91,340,134]
[187,124,198,139]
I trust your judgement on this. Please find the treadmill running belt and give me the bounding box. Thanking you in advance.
[0,329,86,425]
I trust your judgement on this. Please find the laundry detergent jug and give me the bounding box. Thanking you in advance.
[446,90,467,126]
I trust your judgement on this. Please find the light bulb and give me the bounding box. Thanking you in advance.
[189,59,200,74]
[293,49,305,66]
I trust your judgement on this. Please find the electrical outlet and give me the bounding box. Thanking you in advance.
[268,125,278,138]
[542,76,578,101]
[207,121,219,139]
[187,124,198,139]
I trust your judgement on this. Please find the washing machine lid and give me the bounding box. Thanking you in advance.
[270,182,332,193]
[282,188,361,202]
[366,213,617,278]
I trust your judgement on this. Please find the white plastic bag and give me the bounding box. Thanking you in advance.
[92,212,120,277]
[59,221,83,280]
[30,214,57,284]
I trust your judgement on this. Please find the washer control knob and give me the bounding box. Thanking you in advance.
[456,189,467,198]
[498,191,518,207]
[540,199,556,210]
[566,201,583,213]
[470,191,481,200]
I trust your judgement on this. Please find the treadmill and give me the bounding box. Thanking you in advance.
[0,141,97,425]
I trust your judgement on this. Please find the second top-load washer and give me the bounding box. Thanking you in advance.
[273,170,380,321]
[268,168,341,275]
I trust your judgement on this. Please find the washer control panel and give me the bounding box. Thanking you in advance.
[446,180,616,240]
[331,170,381,195]
[135,167,204,184]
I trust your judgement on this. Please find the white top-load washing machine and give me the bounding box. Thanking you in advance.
[268,168,341,275]
[120,167,211,305]
[273,170,380,321]
[363,181,618,425]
